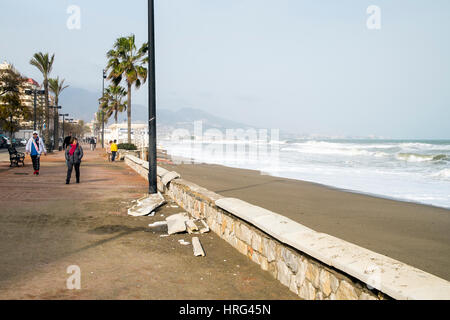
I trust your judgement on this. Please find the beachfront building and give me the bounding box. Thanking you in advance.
[104,122,149,147]
[0,61,55,130]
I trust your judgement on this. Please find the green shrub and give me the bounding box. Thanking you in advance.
[117,143,137,150]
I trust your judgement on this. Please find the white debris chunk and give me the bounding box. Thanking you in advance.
[178,240,190,246]
[199,220,210,233]
[186,220,199,234]
[128,193,166,217]
[192,237,205,257]
[166,213,189,235]
[148,221,168,228]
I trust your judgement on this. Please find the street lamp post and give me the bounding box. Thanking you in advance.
[60,113,69,145]
[101,69,106,149]
[148,0,157,194]
[25,89,45,131]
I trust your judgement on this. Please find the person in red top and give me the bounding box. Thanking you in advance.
[65,137,84,184]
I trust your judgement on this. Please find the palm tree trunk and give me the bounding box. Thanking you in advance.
[44,78,50,149]
[127,82,132,144]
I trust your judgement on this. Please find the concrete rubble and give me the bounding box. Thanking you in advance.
[147,210,210,256]
[128,193,166,217]
[166,213,189,235]
[186,220,199,234]
[192,237,206,257]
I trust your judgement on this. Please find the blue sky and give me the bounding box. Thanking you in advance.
[0,0,449,138]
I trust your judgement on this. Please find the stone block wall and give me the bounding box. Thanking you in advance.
[167,179,385,300]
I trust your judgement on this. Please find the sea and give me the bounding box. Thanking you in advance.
[160,138,450,209]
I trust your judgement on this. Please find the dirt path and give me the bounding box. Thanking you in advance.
[0,146,297,300]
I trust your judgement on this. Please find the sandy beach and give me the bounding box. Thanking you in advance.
[159,160,450,281]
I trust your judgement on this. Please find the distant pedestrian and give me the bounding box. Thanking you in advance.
[106,140,112,162]
[90,137,95,151]
[111,140,118,162]
[65,137,84,184]
[25,131,47,176]
[63,132,72,149]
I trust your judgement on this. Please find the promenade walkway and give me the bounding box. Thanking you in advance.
[0,147,297,299]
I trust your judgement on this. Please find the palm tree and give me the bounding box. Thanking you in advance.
[106,34,148,143]
[99,84,127,125]
[49,77,69,149]
[30,52,55,148]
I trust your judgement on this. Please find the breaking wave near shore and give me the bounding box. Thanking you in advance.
[161,138,450,209]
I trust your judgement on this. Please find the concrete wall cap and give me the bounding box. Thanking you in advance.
[215,197,450,300]
[161,171,181,187]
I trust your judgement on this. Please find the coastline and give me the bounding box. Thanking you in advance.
[158,154,450,281]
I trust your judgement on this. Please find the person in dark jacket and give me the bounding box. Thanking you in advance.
[65,137,84,184]
[63,132,72,149]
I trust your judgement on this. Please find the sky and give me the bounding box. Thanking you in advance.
[0,0,449,139]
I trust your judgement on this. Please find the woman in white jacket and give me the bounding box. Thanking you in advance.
[25,131,47,175]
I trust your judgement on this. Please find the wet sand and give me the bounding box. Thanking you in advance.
[159,161,450,281]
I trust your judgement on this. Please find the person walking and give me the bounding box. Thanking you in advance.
[65,137,84,184]
[111,140,118,162]
[25,131,47,176]
[89,137,95,151]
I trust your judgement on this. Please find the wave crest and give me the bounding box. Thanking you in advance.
[396,153,448,162]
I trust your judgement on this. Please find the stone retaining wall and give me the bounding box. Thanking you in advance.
[125,155,450,300]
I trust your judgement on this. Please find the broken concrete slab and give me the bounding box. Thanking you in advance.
[186,220,199,234]
[128,192,166,217]
[192,237,205,257]
[199,220,210,234]
[166,213,189,235]
[161,171,180,187]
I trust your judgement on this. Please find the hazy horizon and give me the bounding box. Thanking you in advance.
[0,0,449,139]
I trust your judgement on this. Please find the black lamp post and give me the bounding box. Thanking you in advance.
[101,69,106,149]
[25,89,45,131]
[148,0,157,194]
[60,113,69,145]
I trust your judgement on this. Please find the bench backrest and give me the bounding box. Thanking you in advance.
[8,146,17,155]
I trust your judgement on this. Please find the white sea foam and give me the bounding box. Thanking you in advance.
[432,169,450,180]
[162,139,450,208]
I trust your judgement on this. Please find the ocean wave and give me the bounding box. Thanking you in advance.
[431,169,450,181]
[396,153,448,163]
[282,141,390,157]
[399,142,450,151]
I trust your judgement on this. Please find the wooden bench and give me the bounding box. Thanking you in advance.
[8,146,25,167]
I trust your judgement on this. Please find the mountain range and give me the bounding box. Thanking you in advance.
[59,87,258,131]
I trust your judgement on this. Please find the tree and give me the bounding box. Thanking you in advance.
[99,84,127,125]
[0,86,31,139]
[106,34,148,143]
[49,77,69,148]
[63,120,89,139]
[30,52,55,149]
[0,67,25,96]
